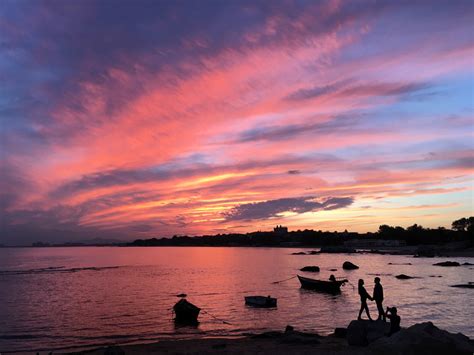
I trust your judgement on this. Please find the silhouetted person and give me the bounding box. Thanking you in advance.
[385,307,401,336]
[373,277,385,321]
[329,274,336,282]
[358,279,373,320]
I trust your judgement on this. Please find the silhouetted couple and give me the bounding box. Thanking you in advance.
[357,277,385,321]
[358,278,400,335]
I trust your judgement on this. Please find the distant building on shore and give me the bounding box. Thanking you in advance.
[274,225,288,234]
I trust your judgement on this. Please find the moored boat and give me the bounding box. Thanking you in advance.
[297,275,347,294]
[245,295,277,308]
[173,298,200,324]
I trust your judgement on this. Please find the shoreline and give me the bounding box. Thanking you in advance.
[2,245,474,257]
[59,321,474,355]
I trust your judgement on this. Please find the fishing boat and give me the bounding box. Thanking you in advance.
[173,298,200,324]
[297,275,347,294]
[245,295,277,308]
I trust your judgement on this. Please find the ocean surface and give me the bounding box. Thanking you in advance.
[0,247,472,352]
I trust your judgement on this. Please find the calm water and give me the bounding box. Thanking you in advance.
[0,247,473,352]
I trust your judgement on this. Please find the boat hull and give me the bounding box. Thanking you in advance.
[245,296,277,308]
[297,275,346,294]
[173,299,201,324]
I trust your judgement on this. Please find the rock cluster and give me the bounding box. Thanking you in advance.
[345,320,474,355]
[370,322,474,355]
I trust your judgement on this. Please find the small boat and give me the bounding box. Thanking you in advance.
[173,299,200,324]
[297,275,347,294]
[245,295,277,308]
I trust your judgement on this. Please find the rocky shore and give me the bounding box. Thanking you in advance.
[66,321,473,355]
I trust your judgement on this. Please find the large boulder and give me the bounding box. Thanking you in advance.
[347,320,368,346]
[433,261,460,267]
[343,261,359,270]
[369,322,474,355]
[346,320,389,346]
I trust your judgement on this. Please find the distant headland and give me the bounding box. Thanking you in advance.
[125,217,473,256]
[9,217,472,256]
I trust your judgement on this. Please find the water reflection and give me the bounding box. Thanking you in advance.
[0,247,472,352]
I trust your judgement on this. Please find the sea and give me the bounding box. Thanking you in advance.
[0,247,472,352]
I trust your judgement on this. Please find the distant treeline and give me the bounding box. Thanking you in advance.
[128,217,473,247]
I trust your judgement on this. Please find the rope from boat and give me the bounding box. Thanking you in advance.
[272,275,297,284]
[201,309,232,325]
[345,280,356,291]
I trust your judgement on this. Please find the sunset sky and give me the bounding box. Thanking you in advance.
[1,0,473,245]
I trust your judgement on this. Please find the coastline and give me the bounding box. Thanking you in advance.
[62,321,474,355]
[64,335,353,355]
[2,245,474,258]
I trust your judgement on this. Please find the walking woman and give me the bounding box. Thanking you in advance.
[358,279,373,321]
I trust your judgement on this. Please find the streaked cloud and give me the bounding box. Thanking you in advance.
[224,196,354,221]
[0,0,473,244]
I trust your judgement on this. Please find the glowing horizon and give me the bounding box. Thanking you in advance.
[0,0,473,244]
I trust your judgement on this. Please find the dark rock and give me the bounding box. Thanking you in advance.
[343,261,359,270]
[308,250,319,255]
[334,327,347,338]
[285,325,294,333]
[396,274,417,279]
[450,283,474,289]
[370,322,474,355]
[346,320,369,346]
[462,262,474,266]
[176,293,187,297]
[388,262,412,265]
[292,252,306,255]
[300,266,320,272]
[347,319,389,346]
[433,261,461,267]
[429,275,442,278]
[329,268,338,271]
